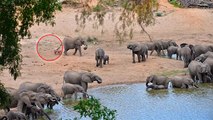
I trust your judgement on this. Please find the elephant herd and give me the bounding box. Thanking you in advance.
[1,71,102,120]
[1,36,213,119]
[134,40,213,89]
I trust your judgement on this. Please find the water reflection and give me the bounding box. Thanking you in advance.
[51,83,213,120]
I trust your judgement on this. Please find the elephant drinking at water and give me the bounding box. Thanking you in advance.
[146,75,170,89]
[170,77,198,88]
[63,71,102,98]
[188,61,213,83]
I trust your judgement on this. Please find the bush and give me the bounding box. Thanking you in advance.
[74,96,117,120]
[168,0,182,7]
[0,83,11,109]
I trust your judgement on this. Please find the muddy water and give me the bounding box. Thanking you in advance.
[51,83,213,120]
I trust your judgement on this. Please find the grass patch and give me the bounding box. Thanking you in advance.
[44,109,54,114]
[168,0,182,7]
[156,69,188,77]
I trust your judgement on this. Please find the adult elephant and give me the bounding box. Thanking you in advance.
[127,43,148,63]
[188,61,213,83]
[154,40,178,56]
[16,90,53,120]
[204,57,213,80]
[63,71,102,98]
[144,42,155,55]
[170,77,198,88]
[146,75,170,89]
[63,36,88,56]
[18,82,60,101]
[95,48,105,68]
[167,46,179,59]
[177,46,193,68]
[192,45,213,59]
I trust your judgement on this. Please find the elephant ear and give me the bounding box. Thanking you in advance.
[37,84,49,93]
[199,64,206,73]
[133,44,141,52]
[81,73,93,83]
[75,37,84,46]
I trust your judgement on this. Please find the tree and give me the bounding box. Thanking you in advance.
[73,0,158,44]
[0,0,61,80]
[0,0,61,109]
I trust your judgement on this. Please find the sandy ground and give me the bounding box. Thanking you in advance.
[1,0,213,95]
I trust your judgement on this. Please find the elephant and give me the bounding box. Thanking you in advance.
[169,77,198,88]
[144,42,155,55]
[154,40,178,56]
[180,43,188,48]
[188,60,213,83]
[16,90,53,120]
[63,36,88,56]
[204,57,213,80]
[146,75,170,89]
[63,71,102,98]
[127,43,148,63]
[5,110,27,120]
[177,46,193,68]
[62,83,87,99]
[192,45,213,59]
[194,51,213,62]
[18,82,60,101]
[5,87,19,109]
[103,55,109,65]
[95,48,105,68]
[167,46,179,59]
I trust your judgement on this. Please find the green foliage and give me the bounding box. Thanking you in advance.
[74,0,158,44]
[0,0,61,80]
[168,0,182,7]
[0,82,11,109]
[74,96,117,120]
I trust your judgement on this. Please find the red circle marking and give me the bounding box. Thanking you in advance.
[36,34,63,62]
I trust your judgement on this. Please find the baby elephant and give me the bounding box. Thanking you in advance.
[95,48,105,68]
[6,110,27,120]
[103,55,109,65]
[170,77,198,88]
[62,83,87,99]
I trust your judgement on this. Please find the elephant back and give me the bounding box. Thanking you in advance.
[63,71,83,84]
[95,48,105,58]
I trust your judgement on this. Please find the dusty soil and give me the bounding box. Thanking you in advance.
[1,0,213,95]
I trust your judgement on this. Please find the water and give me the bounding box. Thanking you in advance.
[51,83,213,120]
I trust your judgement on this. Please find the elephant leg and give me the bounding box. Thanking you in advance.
[137,54,141,63]
[132,52,136,63]
[96,59,99,67]
[64,48,68,55]
[181,83,186,88]
[81,82,88,98]
[197,73,203,83]
[74,92,77,100]
[73,48,77,55]
[157,50,161,56]
[142,54,146,61]
[100,58,103,68]
[78,46,82,56]
[150,50,154,55]
[162,50,166,56]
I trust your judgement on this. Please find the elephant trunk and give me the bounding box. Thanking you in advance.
[193,83,199,88]
[42,110,52,120]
